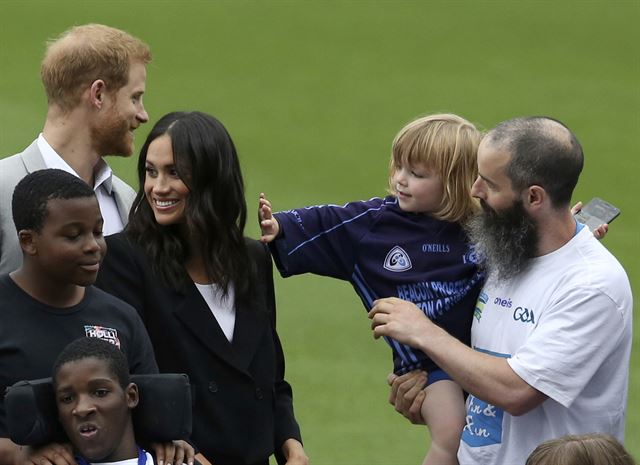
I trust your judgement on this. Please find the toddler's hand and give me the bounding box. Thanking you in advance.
[387,370,427,425]
[259,193,280,243]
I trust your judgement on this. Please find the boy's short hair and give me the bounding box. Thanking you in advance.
[52,337,130,389]
[388,113,482,223]
[12,168,96,233]
[41,23,152,112]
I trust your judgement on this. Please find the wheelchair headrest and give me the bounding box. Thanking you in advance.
[4,373,192,446]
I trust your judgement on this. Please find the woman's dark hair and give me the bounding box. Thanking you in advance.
[126,111,252,297]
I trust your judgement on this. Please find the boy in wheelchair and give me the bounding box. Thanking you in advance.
[5,338,195,465]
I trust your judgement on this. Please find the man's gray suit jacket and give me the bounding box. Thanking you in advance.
[0,140,136,275]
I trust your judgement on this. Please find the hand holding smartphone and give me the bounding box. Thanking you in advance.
[573,197,620,232]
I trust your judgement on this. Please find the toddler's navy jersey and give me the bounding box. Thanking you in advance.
[272,196,484,374]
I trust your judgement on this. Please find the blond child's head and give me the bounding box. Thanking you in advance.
[526,433,636,465]
[388,113,481,223]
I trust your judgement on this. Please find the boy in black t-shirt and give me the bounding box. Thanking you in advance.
[0,169,192,465]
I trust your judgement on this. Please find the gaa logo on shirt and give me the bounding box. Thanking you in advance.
[84,325,121,348]
[513,307,535,325]
[383,246,412,272]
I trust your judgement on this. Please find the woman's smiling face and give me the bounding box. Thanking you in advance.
[143,134,190,226]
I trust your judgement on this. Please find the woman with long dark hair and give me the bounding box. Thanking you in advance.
[96,111,307,465]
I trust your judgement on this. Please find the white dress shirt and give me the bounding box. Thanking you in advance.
[37,133,124,235]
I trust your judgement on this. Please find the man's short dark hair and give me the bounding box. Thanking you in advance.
[487,117,584,208]
[12,168,96,232]
[52,337,130,389]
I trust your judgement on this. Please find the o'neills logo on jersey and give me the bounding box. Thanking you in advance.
[422,243,450,253]
[84,325,121,348]
[384,246,412,272]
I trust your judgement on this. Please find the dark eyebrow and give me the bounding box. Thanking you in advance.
[59,222,91,231]
[478,173,498,188]
[55,385,71,394]
[88,377,117,386]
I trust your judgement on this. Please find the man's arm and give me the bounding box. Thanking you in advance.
[0,439,22,465]
[369,297,547,416]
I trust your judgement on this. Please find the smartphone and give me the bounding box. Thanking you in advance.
[574,197,620,231]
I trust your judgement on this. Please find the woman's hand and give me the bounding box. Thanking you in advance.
[150,440,195,465]
[282,438,308,465]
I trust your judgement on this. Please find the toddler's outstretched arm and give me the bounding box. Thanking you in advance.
[259,193,281,243]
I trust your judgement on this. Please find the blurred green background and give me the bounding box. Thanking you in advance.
[1,1,638,463]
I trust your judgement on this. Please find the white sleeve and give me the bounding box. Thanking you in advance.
[507,286,626,408]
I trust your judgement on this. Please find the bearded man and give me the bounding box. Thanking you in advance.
[0,24,151,274]
[369,116,633,465]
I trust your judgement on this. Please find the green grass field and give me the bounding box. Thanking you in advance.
[1,1,638,463]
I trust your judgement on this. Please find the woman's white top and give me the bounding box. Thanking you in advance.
[195,282,236,342]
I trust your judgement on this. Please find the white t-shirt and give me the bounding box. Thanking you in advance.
[458,226,633,465]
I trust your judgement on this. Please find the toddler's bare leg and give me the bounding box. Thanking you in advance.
[420,380,465,465]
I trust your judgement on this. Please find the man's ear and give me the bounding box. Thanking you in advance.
[89,79,107,109]
[18,229,38,255]
[525,185,546,210]
[126,383,139,409]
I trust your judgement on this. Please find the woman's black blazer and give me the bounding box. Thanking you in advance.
[95,233,301,465]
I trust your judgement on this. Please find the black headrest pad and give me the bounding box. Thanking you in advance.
[5,373,192,446]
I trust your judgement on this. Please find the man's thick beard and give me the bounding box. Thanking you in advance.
[91,106,133,157]
[465,199,539,281]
